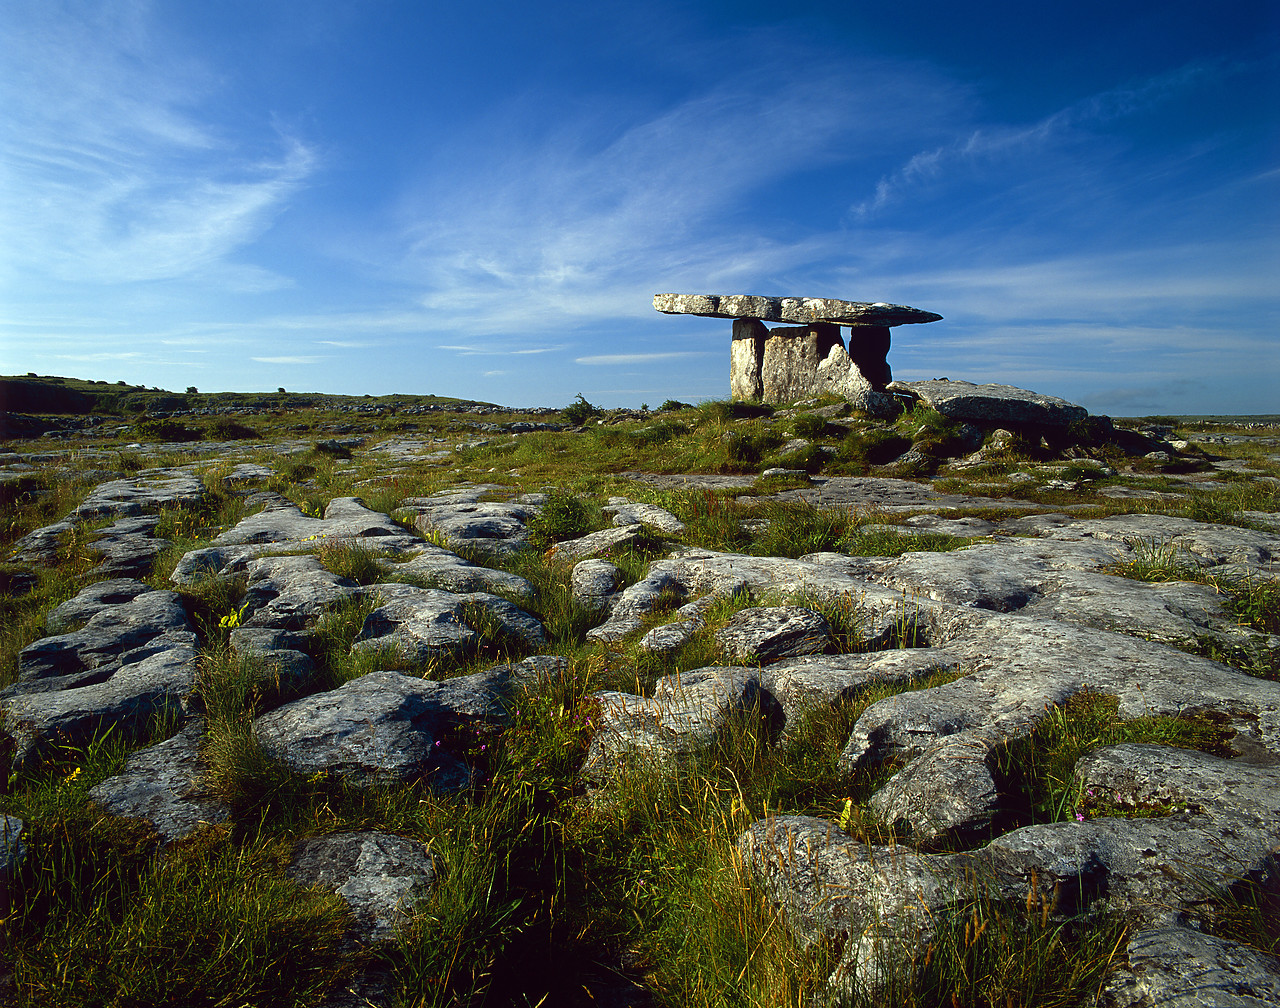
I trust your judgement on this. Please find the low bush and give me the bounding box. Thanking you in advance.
[527,489,598,546]
[562,394,599,425]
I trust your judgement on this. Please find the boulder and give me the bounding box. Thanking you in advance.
[582,666,777,780]
[288,831,436,942]
[756,323,897,410]
[602,498,686,535]
[570,558,622,614]
[545,524,647,561]
[254,658,561,787]
[87,717,230,843]
[893,379,1088,428]
[716,606,834,664]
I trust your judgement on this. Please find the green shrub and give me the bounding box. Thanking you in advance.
[527,489,598,546]
[562,394,599,425]
[132,416,202,442]
[836,428,911,470]
[206,416,259,440]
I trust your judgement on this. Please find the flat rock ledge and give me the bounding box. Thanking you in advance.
[653,294,942,327]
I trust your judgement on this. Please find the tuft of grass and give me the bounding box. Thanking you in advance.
[316,537,384,585]
[875,870,1129,1008]
[992,689,1232,829]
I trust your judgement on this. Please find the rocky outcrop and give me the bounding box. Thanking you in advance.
[582,666,779,780]
[892,379,1090,428]
[172,495,422,584]
[1100,927,1280,1007]
[351,583,545,664]
[397,485,544,555]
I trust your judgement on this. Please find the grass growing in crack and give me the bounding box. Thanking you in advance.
[879,871,1129,1008]
[315,536,384,585]
[1108,537,1280,679]
[992,689,1233,829]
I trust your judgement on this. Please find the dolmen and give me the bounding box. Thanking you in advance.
[654,293,942,412]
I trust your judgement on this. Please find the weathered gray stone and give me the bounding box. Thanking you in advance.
[240,554,360,630]
[545,524,646,561]
[3,631,198,767]
[2,815,24,873]
[87,717,230,843]
[1100,927,1280,1008]
[761,648,964,737]
[738,815,970,994]
[172,495,423,584]
[730,322,766,400]
[781,475,1052,513]
[582,666,776,779]
[289,832,436,942]
[570,558,622,614]
[351,583,545,665]
[10,590,194,695]
[85,513,168,577]
[716,606,834,664]
[893,379,1088,427]
[840,616,1280,773]
[653,293,942,327]
[867,737,1001,844]
[398,485,542,555]
[69,471,206,521]
[637,617,704,654]
[254,658,562,787]
[45,577,153,633]
[757,324,897,410]
[388,543,535,601]
[228,627,318,699]
[602,498,686,535]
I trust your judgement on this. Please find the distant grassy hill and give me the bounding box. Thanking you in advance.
[0,374,493,416]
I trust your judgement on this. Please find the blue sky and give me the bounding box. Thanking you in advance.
[2,1,1276,414]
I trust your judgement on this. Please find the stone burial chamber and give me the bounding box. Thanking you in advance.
[653,292,942,412]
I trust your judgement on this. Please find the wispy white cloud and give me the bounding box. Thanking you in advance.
[851,60,1227,220]
[436,344,565,356]
[0,1,316,286]
[396,51,965,335]
[576,351,713,365]
[251,356,323,365]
